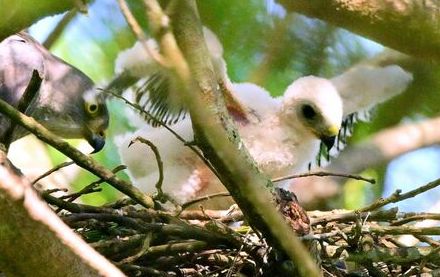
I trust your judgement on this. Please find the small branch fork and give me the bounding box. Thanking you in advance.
[358,177,440,212]
[129,137,164,199]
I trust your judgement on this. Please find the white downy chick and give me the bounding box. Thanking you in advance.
[116,63,412,205]
[115,28,413,206]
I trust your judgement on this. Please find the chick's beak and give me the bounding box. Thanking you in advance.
[85,130,106,153]
[320,125,339,151]
[320,135,336,151]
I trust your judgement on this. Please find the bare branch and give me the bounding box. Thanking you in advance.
[272,171,375,184]
[129,137,164,197]
[358,177,440,212]
[0,97,154,208]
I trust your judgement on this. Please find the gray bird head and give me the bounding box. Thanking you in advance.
[0,33,109,152]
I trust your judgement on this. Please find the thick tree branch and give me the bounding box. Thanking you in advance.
[0,0,86,41]
[0,151,124,276]
[159,1,320,276]
[278,0,440,60]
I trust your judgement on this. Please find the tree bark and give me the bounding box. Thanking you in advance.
[0,151,125,277]
[150,1,321,276]
[278,0,440,61]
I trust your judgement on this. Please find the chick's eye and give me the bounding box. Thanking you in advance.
[301,104,316,120]
[87,103,98,114]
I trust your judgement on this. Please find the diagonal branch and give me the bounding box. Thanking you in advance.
[140,0,320,276]
[0,150,124,276]
[0,97,154,208]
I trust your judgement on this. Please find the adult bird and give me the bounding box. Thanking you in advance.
[115,30,412,207]
[0,33,108,152]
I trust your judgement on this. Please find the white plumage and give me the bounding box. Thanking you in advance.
[114,30,413,206]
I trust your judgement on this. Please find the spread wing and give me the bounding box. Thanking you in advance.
[332,65,413,117]
[315,65,413,165]
[109,27,253,127]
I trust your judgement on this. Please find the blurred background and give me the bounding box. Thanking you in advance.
[11,0,440,212]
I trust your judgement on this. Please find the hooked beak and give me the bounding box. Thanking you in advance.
[319,125,339,151]
[85,130,106,153]
[320,135,336,151]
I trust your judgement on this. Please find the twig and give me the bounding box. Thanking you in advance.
[414,235,440,247]
[391,213,440,226]
[61,165,127,202]
[32,161,75,185]
[358,177,440,212]
[310,208,398,226]
[181,192,231,210]
[42,191,168,221]
[272,171,375,184]
[117,0,168,67]
[104,89,221,179]
[118,264,170,276]
[179,209,244,222]
[139,240,209,259]
[115,232,153,265]
[227,229,251,277]
[346,246,440,264]
[63,213,242,247]
[357,225,440,236]
[129,137,164,198]
[3,69,42,149]
[43,188,68,194]
[43,8,78,49]
[0,96,154,208]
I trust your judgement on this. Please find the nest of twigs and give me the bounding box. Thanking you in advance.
[40,183,440,277]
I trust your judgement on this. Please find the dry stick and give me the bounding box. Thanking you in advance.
[61,165,127,202]
[63,212,242,247]
[310,208,398,226]
[115,233,153,265]
[179,209,244,222]
[117,0,168,67]
[0,97,154,208]
[358,178,440,212]
[43,192,166,221]
[181,192,231,210]
[43,8,78,49]
[391,213,440,226]
[32,161,75,185]
[3,69,42,150]
[272,170,375,184]
[414,235,440,247]
[355,225,440,236]
[54,165,127,213]
[118,264,170,276]
[129,137,164,197]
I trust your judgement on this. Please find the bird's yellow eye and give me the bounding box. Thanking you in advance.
[86,103,99,114]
